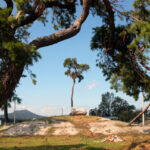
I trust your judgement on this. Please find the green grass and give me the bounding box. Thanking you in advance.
[0,135,129,150]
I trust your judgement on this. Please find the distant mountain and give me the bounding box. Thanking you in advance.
[0,109,44,121]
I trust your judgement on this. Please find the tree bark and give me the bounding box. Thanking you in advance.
[0,63,24,107]
[71,79,75,108]
[4,101,9,123]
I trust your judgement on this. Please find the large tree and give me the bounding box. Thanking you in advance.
[0,0,93,107]
[91,0,150,100]
[63,58,89,107]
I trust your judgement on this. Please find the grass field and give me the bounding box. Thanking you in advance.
[0,134,150,150]
[0,135,130,150]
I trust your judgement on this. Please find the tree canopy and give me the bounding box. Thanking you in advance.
[89,92,136,122]
[91,0,150,100]
[64,58,90,82]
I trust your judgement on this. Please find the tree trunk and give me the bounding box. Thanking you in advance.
[0,63,24,107]
[71,79,75,108]
[4,101,9,123]
[129,103,150,126]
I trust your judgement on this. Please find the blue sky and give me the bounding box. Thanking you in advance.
[1,0,148,116]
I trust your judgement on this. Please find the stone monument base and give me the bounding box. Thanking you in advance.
[70,107,87,116]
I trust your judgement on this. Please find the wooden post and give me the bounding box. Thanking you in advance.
[14,101,16,124]
[129,103,150,126]
[142,93,145,126]
[61,107,64,116]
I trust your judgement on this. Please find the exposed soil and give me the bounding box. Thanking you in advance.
[0,116,150,137]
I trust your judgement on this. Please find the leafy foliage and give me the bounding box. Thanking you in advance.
[64,58,89,82]
[91,0,150,100]
[98,92,114,117]
[89,92,136,122]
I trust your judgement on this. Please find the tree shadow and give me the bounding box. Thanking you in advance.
[127,139,150,150]
[0,144,107,150]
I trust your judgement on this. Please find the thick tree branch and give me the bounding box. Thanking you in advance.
[30,0,92,49]
[33,0,39,12]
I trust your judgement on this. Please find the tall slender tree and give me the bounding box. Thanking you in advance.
[64,58,89,107]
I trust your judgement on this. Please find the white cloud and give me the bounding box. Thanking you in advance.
[87,80,98,90]
[38,106,59,116]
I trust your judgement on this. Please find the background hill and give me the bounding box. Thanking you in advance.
[0,109,44,121]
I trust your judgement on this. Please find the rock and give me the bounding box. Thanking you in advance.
[70,107,87,116]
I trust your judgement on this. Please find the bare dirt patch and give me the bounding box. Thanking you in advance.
[51,121,79,136]
[0,116,150,137]
[0,121,51,136]
[89,118,150,135]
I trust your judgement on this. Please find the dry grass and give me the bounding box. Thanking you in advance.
[52,116,100,128]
